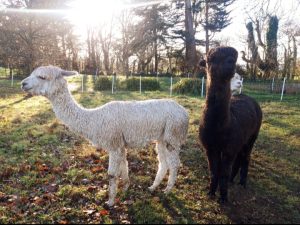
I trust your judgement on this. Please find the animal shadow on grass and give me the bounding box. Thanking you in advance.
[181,136,300,224]
[126,191,196,224]
[0,95,32,110]
[113,150,196,224]
[221,133,300,224]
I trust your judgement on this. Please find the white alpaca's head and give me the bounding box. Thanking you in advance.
[21,66,78,97]
[230,73,243,94]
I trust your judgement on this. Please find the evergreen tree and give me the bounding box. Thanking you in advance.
[133,3,174,74]
[241,16,279,78]
[200,0,235,54]
[265,15,279,75]
[0,0,78,74]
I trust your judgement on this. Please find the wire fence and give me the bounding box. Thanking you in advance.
[73,74,300,102]
[1,71,300,102]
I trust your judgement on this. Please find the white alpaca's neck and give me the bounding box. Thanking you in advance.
[49,88,93,139]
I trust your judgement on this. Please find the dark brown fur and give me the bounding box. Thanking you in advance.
[199,47,262,203]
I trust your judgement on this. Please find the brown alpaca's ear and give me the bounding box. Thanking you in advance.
[199,60,206,68]
[61,70,78,77]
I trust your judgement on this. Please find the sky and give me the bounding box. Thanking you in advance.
[67,0,300,51]
[216,0,300,50]
[1,0,299,61]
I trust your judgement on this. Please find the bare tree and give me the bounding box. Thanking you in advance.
[98,19,114,75]
[0,0,79,75]
[281,21,300,79]
[116,10,136,77]
[241,0,282,78]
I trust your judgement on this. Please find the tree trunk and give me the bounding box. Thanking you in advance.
[185,0,197,75]
[205,0,209,55]
[292,36,297,80]
[91,36,97,72]
[103,50,110,75]
[154,32,159,74]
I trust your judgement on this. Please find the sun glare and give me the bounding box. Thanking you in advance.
[68,0,125,27]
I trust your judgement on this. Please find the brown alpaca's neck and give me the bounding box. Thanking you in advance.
[204,76,231,128]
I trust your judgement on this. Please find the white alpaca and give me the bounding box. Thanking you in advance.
[21,66,189,207]
[230,73,243,95]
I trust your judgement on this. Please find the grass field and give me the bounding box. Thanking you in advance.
[0,76,299,224]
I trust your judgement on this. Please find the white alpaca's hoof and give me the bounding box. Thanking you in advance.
[123,182,130,192]
[148,186,156,192]
[105,200,115,208]
[164,187,172,194]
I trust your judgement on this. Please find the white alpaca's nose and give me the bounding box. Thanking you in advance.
[21,79,31,91]
[21,81,27,89]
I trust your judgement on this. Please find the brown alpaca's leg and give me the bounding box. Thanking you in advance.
[239,149,253,188]
[240,135,257,188]
[206,150,221,197]
[230,153,242,183]
[219,153,234,203]
[239,155,250,188]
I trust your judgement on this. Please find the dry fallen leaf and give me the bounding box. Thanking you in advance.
[87,186,98,193]
[58,219,69,224]
[44,183,59,193]
[52,167,63,174]
[99,209,109,216]
[90,166,104,174]
[36,163,49,172]
[83,209,96,215]
[33,196,45,206]
[0,192,7,202]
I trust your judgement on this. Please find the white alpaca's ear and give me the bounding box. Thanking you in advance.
[61,70,78,77]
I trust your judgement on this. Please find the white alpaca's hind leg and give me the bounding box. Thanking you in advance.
[149,142,168,192]
[106,149,124,207]
[120,157,130,191]
[164,148,180,193]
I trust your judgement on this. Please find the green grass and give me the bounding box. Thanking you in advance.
[0,77,299,223]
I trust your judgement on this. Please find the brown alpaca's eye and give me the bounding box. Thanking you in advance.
[226,57,235,64]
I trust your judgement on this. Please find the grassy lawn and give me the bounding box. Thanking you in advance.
[0,76,299,224]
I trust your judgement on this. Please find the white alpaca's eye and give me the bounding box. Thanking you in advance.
[38,76,46,80]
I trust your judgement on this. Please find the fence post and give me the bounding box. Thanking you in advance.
[140,75,142,94]
[11,70,14,87]
[239,78,244,94]
[170,76,173,97]
[112,75,114,94]
[81,74,84,93]
[271,77,275,93]
[201,77,205,98]
[280,77,287,101]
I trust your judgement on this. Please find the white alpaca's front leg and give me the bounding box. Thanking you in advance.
[106,149,123,207]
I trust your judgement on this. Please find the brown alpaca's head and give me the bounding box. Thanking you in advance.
[205,47,238,82]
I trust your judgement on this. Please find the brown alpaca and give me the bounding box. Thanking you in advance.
[199,47,262,203]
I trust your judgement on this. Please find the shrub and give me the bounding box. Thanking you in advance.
[94,77,112,91]
[120,77,160,91]
[172,78,203,95]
